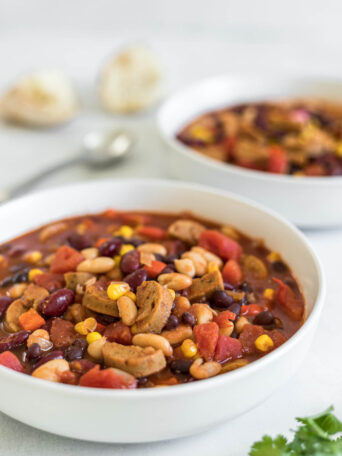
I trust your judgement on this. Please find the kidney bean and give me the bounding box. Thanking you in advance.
[33,350,64,369]
[170,359,192,375]
[254,311,274,326]
[0,331,30,353]
[99,238,122,257]
[120,250,140,275]
[68,233,92,251]
[27,343,42,361]
[164,315,179,331]
[0,296,13,317]
[74,338,88,351]
[125,268,147,291]
[211,290,234,308]
[138,376,149,387]
[182,312,196,326]
[95,314,118,326]
[39,288,75,318]
[227,303,241,316]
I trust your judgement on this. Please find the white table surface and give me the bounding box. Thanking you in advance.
[1,4,342,454]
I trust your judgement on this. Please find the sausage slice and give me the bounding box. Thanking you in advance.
[83,282,119,317]
[102,341,166,377]
[188,270,224,302]
[135,281,173,333]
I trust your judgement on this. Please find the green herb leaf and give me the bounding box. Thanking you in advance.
[249,435,290,456]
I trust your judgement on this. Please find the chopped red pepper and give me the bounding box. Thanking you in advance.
[137,225,166,240]
[79,365,137,389]
[0,351,23,372]
[144,260,167,279]
[273,278,304,320]
[214,310,237,328]
[241,304,262,317]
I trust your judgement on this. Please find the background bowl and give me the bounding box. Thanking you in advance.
[0,179,324,442]
[157,75,342,228]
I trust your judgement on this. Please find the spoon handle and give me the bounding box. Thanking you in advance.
[0,155,82,203]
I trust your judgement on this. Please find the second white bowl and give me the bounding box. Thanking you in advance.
[158,75,342,228]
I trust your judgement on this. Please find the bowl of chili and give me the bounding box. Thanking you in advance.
[0,179,324,442]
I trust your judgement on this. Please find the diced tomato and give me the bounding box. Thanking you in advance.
[144,260,167,279]
[79,365,137,389]
[273,278,304,320]
[214,335,242,362]
[214,310,237,328]
[34,272,65,291]
[267,146,288,174]
[137,225,166,240]
[222,259,243,285]
[199,230,242,261]
[193,322,219,361]
[50,246,84,274]
[0,351,23,372]
[241,304,262,317]
[18,308,45,332]
[103,322,132,345]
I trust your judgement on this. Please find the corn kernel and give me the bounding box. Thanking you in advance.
[107,282,130,301]
[115,225,134,238]
[120,244,135,256]
[75,317,97,335]
[189,125,214,142]
[130,324,138,334]
[86,331,102,344]
[181,339,198,358]
[24,251,42,264]
[168,288,176,300]
[207,261,219,273]
[255,334,274,352]
[28,269,43,282]
[336,142,342,158]
[125,291,137,302]
[266,251,281,263]
[263,288,275,300]
[114,255,121,267]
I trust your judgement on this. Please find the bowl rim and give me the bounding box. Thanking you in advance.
[157,73,342,186]
[0,178,326,398]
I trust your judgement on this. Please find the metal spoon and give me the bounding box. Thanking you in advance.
[0,129,134,203]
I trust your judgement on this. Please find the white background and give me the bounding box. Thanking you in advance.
[1,1,342,454]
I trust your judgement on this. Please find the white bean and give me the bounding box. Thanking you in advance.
[81,248,99,260]
[174,258,195,277]
[137,243,167,256]
[190,358,222,379]
[117,296,138,326]
[158,273,192,291]
[77,257,114,274]
[132,333,173,357]
[32,359,70,382]
[182,251,207,276]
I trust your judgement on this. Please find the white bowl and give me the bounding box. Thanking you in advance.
[157,75,342,228]
[0,179,324,442]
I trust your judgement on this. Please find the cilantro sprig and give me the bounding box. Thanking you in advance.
[250,407,342,455]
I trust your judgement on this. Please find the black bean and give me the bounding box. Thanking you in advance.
[164,315,179,331]
[125,268,147,292]
[95,314,118,326]
[0,296,13,317]
[138,376,149,387]
[9,263,27,273]
[239,281,252,293]
[120,250,140,275]
[254,311,274,326]
[211,290,234,308]
[170,359,192,375]
[27,343,42,361]
[224,282,235,291]
[271,261,288,273]
[65,344,84,361]
[99,238,122,257]
[182,312,196,326]
[68,233,92,251]
[227,303,241,316]
[74,338,88,351]
[1,269,29,287]
[39,288,75,317]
